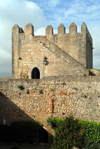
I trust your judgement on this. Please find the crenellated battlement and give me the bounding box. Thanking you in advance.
[12,22,92,38]
[45,22,92,38]
[12,23,34,35]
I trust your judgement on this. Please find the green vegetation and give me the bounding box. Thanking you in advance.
[83,95,87,98]
[50,116,84,149]
[93,68,100,71]
[47,117,64,131]
[0,121,42,144]
[26,89,30,94]
[39,89,43,94]
[72,87,78,91]
[62,82,66,85]
[50,88,55,92]
[17,85,24,90]
[78,120,100,149]
[48,117,100,149]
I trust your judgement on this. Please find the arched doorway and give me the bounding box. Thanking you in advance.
[31,67,40,79]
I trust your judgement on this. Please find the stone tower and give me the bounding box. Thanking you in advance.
[12,22,93,79]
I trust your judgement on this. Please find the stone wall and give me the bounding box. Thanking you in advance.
[0,77,12,81]
[0,76,100,129]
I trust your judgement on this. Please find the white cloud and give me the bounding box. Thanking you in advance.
[35,27,45,35]
[0,0,46,74]
[25,1,37,8]
[48,0,60,7]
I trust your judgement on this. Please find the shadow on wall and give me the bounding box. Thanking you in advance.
[0,92,49,144]
[0,92,34,124]
[89,70,96,76]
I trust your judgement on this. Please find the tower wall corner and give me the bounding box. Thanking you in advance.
[12,24,20,78]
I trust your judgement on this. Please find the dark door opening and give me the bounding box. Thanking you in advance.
[39,128,48,143]
[31,67,40,79]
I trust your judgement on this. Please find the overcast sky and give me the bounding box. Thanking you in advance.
[0,0,100,74]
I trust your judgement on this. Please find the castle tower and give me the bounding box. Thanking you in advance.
[12,22,92,79]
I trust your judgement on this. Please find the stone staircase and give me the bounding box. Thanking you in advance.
[38,36,89,75]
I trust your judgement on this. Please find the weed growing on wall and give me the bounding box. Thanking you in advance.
[39,89,43,94]
[50,88,55,92]
[83,95,87,98]
[62,82,66,85]
[26,89,30,94]
[72,87,78,91]
[17,85,24,90]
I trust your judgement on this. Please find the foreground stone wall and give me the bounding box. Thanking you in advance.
[0,76,100,129]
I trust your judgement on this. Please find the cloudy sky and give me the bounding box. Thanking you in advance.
[0,0,100,75]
